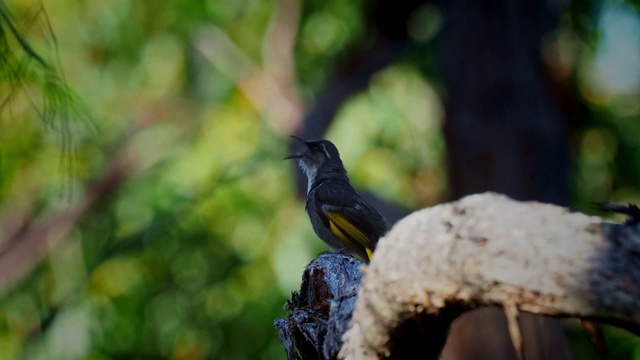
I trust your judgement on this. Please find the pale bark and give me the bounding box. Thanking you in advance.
[339,192,640,359]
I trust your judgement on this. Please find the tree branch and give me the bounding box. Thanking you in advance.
[334,192,640,359]
[0,152,130,295]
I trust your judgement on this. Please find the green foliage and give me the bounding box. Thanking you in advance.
[0,0,639,359]
[296,0,366,93]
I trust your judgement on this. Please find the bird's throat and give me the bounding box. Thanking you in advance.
[299,161,317,195]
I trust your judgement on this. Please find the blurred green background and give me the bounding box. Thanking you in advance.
[0,0,640,359]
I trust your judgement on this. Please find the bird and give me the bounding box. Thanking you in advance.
[285,136,388,262]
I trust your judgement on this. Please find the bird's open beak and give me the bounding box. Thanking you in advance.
[284,135,308,160]
[284,153,303,160]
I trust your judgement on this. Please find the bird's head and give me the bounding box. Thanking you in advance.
[285,136,347,186]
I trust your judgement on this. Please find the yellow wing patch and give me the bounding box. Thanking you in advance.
[365,248,373,260]
[328,220,350,243]
[325,211,370,247]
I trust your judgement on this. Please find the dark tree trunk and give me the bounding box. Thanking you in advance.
[441,0,571,359]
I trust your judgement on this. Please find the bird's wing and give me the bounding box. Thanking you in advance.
[322,207,375,260]
[313,187,382,253]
